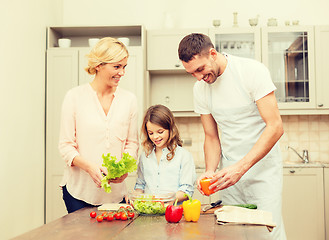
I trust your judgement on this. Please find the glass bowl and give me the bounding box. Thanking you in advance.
[127,190,176,215]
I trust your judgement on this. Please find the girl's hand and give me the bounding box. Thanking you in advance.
[197,171,215,195]
[109,173,128,184]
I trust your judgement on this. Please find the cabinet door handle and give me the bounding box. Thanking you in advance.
[174,64,181,68]
[318,103,324,107]
[289,170,295,173]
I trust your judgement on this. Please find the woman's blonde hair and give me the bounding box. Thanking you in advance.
[85,37,129,75]
[141,104,182,161]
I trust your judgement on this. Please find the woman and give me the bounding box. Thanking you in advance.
[58,37,139,213]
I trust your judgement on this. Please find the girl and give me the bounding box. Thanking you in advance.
[58,37,139,213]
[135,104,196,202]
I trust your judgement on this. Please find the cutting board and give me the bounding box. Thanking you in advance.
[200,204,223,214]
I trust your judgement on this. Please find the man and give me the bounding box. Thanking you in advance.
[178,33,286,240]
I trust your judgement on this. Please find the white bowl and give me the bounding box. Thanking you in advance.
[58,38,71,48]
[118,37,130,46]
[212,19,221,27]
[267,18,278,27]
[249,18,258,27]
[88,38,100,48]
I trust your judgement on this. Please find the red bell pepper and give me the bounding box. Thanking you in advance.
[165,199,183,223]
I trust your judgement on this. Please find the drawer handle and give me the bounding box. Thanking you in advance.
[318,103,324,107]
[290,170,295,173]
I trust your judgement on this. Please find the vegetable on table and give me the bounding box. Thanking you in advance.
[182,193,201,222]
[133,199,167,215]
[165,199,183,223]
[200,178,215,196]
[90,211,97,218]
[101,152,137,193]
[233,204,257,209]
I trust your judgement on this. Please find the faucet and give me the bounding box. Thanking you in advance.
[287,146,309,163]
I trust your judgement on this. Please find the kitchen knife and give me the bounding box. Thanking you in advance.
[202,199,222,212]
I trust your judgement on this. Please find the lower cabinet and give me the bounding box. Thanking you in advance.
[324,168,329,240]
[282,167,325,240]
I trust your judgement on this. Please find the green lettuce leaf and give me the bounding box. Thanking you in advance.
[101,152,137,193]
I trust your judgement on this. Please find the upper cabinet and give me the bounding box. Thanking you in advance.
[147,26,329,116]
[147,28,208,71]
[315,26,329,109]
[47,25,144,48]
[146,29,208,116]
[209,27,262,61]
[261,26,316,110]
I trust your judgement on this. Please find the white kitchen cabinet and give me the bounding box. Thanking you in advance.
[324,168,329,240]
[46,49,79,222]
[282,167,325,240]
[315,26,329,109]
[209,27,262,61]
[149,72,197,116]
[45,25,146,223]
[147,28,208,71]
[261,26,316,110]
[147,29,208,116]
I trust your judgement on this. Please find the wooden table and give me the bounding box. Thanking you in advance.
[13,207,272,240]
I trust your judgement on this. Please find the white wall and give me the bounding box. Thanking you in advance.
[0,1,62,239]
[61,0,329,28]
[1,0,328,239]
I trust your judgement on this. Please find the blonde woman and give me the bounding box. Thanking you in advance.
[58,37,139,213]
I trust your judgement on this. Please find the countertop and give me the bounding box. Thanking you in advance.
[12,207,272,240]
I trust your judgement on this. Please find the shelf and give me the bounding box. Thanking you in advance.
[273,79,309,83]
[47,25,144,48]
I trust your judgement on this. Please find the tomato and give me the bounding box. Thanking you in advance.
[101,212,107,216]
[128,212,135,218]
[96,215,103,222]
[107,214,114,221]
[90,211,97,218]
[200,178,215,196]
[114,212,122,220]
[126,206,132,210]
[121,213,128,221]
[119,206,126,209]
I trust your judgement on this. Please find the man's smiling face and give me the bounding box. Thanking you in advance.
[182,51,220,84]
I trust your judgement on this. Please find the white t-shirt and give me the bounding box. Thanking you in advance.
[193,54,276,114]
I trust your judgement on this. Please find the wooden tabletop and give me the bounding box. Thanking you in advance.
[13,207,272,240]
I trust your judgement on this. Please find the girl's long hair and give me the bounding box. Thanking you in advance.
[141,104,182,161]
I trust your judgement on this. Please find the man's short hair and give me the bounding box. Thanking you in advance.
[178,33,214,63]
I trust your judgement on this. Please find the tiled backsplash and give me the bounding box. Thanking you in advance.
[176,115,329,168]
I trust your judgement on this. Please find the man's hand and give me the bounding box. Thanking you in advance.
[197,171,215,195]
[209,163,246,192]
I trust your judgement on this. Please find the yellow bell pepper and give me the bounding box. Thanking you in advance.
[182,193,201,222]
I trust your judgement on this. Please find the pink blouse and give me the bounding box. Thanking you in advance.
[58,84,139,205]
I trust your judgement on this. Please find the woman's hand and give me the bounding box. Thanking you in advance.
[86,163,107,188]
[109,173,128,184]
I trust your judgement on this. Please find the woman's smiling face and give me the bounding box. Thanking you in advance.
[96,57,128,87]
[146,121,169,150]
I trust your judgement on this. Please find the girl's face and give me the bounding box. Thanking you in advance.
[96,57,128,87]
[146,121,169,151]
